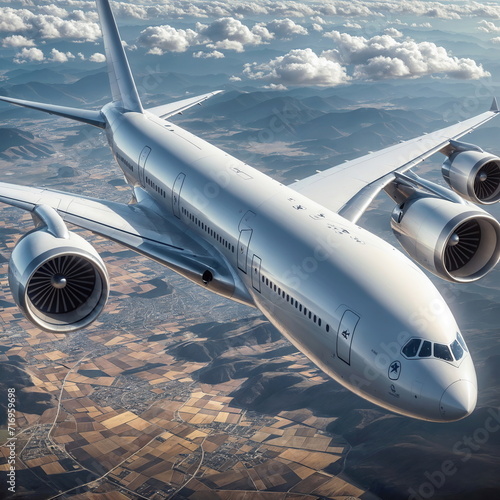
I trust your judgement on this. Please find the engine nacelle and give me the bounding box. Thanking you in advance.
[8,225,109,333]
[391,196,500,283]
[442,150,500,204]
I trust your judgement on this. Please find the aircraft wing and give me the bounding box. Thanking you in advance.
[290,102,499,223]
[145,91,223,119]
[0,182,229,283]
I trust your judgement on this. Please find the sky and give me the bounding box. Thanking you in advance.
[1,0,500,88]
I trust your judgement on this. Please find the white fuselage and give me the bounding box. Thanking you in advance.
[104,103,477,422]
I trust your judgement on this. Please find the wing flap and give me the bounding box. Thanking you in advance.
[291,108,498,223]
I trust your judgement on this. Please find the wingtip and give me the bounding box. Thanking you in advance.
[490,97,499,112]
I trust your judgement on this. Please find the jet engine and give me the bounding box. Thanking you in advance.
[442,149,500,204]
[391,196,500,282]
[8,206,109,333]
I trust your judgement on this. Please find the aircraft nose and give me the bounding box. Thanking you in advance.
[439,380,477,421]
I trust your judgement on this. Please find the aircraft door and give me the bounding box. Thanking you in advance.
[336,309,360,365]
[251,255,262,292]
[237,230,252,273]
[138,146,151,185]
[172,173,186,218]
[237,211,256,274]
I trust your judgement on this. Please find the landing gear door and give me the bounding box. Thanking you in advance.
[138,146,151,186]
[337,310,360,365]
[172,173,185,219]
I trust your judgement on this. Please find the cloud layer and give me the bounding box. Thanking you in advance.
[0,1,493,86]
[0,6,100,41]
[138,17,309,55]
[322,31,490,80]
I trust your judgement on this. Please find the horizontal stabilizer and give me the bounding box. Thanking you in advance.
[146,91,223,120]
[0,95,106,128]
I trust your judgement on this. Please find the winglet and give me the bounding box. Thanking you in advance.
[491,97,499,112]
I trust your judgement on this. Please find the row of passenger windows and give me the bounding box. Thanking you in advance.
[181,207,235,253]
[116,152,134,172]
[402,332,467,362]
[261,274,331,333]
[145,176,166,198]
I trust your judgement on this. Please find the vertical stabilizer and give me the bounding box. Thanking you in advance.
[96,0,143,113]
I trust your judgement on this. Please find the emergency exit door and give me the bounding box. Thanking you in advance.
[336,310,360,365]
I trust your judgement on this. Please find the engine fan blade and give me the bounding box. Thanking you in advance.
[474,162,500,201]
[27,255,96,315]
[444,220,481,272]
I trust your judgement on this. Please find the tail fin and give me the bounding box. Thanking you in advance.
[96,0,143,113]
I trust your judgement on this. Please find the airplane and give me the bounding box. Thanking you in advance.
[0,0,499,423]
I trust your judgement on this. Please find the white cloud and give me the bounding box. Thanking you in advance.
[311,16,326,25]
[193,50,225,58]
[138,25,199,54]
[0,8,31,32]
[2,34,35,47]
[33,15,101,41]
[196,17,273,47]
[211,40,249,52]
[89,52,106,63]
[243,48,350,87]
[0,7,101,41]
[138,17,276,55]
[343,22,362,29]
[478,20,500,33]
[312,23,323,32]
[323,31,490,80]
[37,4,68,18]
[14,46,44,64]
[263,83,288,90]
[229,75,242,82]
[48,48,75,62]
[266,19,308,38]
[384,28,403,37]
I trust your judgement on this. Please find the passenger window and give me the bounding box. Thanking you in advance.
[418,341,432,357]
[434,343,453,361]
[402,338,421,358]
[450,339,464,361]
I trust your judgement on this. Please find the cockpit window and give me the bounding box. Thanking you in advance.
[402,337,466,363]
[402,339,421,358]
[457,331,468,352]
[418,341,432,357]
[434,343,453,361]
[450,339,464,361]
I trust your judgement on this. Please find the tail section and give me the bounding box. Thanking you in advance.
[96,0,143,113]
[0,0,143,125]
